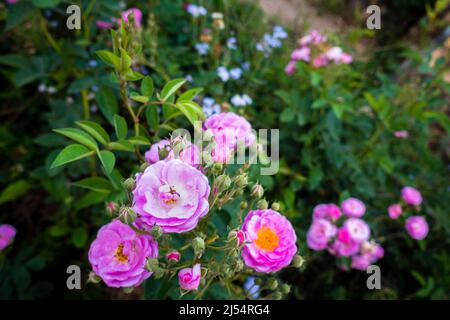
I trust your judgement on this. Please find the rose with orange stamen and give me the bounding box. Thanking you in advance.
[241,209,297,273]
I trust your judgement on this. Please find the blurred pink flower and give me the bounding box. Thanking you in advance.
[401,186,422,206]
[388,203,402,219]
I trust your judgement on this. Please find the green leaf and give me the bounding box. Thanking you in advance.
[311,71,321,87]
[113,115,128,140]
[0,180,31,205]
[280,108,295,122]
[108,140,134,152]
[178,88,203,101]
[160,78,186,102]
[73,177,113,193]
[130,92,149,103]
[175,100,205,126]
[53,128,98,150]
[51,144,94,168]
[97,88,118,124]
[119,48,132,71]
[140,76,154,97]
[76,121,110,145]
[98,150,116,174]
[74,191,107,211]
[72,228,88,248]
[124,69,144,81]
[96,50,120,69]
[146,106,159,130]
[128,136,151,146]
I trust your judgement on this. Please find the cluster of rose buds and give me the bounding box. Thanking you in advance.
[306,198,384,271]
[0,224,16,252]
[87,112,301,298]
[285,29,352,75]
[388,186,429,240]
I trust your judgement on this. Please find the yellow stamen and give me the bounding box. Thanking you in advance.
[115,243,128,262]
[254,226,279,252]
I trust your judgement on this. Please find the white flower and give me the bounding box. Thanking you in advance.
[187,4,207,18]
[229,68,242,80]
[195,43,209,55]
[217,66,230,82]
[227,37,237,50]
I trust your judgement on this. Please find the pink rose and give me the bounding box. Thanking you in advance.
[242,209,297,273]
[313,203,342,221]
[401,186,422,206]
[166,251,181,262]
[361,241,384,262]
[285,61,297,75]
[88,220,158,287]
[133,160,210,233]
[312,54,328,67]
[291,47,310,62]
[178,263,201,291]
[339,53,353,64]
[145,139,173,164]
[343,218,370,243]
[405,216,429,240]
[341,197,366,217]
[388,203,402,219]
[307,218,337,251]
[121,8,142,28]
[0,224,16,251]
[330,238,360,257]
[351,254,371,271]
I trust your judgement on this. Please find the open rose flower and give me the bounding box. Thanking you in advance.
[401,186,422,206]
[405,216,429,240]
[341,198,366,217]
[307,218,337,251]
[203,112,255,163]
[329,227,360,257]
[133,160,210,233]
[241,209,297,273]
[343,218,370,243]
[88,220,158,288]
[388,204,402,219]
[0,224,16,251]
[312,203,342,221]
[178,263,201,291]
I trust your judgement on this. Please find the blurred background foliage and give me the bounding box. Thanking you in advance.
[0,0,449,299]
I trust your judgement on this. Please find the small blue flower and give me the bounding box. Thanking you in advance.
[229,68,242,80]
[195,43,210,56]
[244,277,260,299]
[187,4,207,17]
[217,66,230,82]
[227,37,237,50]
[273,25,287,39]
[231,94,252,107]
[89,60,98,68]
[202,97,221,117]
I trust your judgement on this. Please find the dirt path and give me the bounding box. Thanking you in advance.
[258,0,345,33]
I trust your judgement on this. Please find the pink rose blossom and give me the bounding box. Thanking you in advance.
[285,61,297,75]
[405,216,429,240]
[145,139,173,164]
[291,47,311,62]
[0,224,16,251]
[307,218,337,251]
[313,203,342,221]
[394,130,409,138]
[401,186,422,206]
[133,160,210,233]
[88,220,158,287]
[341,197,366,217]
[351,254,371,271]
[388,203,402,219]
[166,251,181,262]
[361,241,384,262]
[326,47,344,62]
[242,209,297,273]
[178,263,201,291]
[312,54,328,68]
[330,238,360,257]
[344,218,371,243]
[121,8,142,28]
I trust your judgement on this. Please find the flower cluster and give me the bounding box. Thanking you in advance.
[87,112,300,297]
[388,186,429,240]
[285,29,352,75]
[256,26,287,57]
[0,224,16,251]
[306,198,384,271]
